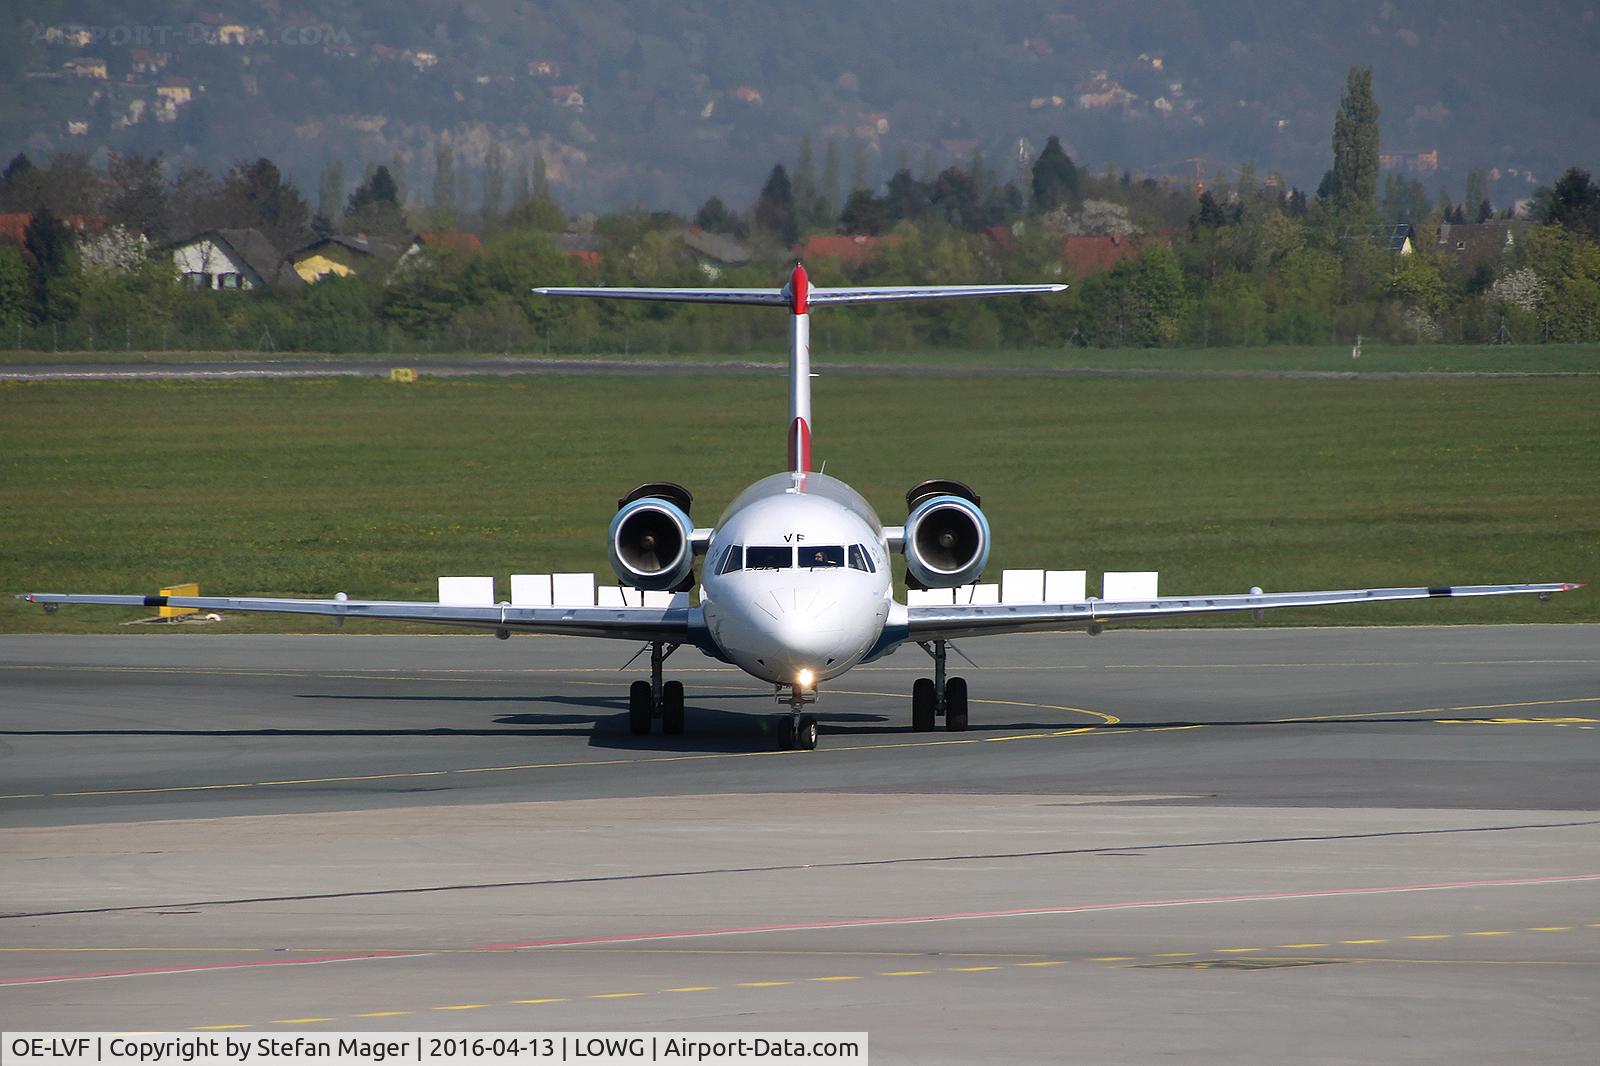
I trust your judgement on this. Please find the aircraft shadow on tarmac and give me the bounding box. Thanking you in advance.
[5,687,1521,755]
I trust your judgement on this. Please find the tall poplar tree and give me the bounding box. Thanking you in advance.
[1331,66,1380,213]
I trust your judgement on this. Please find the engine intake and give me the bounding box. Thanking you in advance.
[608,496,694,591]
[903,493,990,589]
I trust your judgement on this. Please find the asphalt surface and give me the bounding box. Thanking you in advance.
[2,627,1597,1063]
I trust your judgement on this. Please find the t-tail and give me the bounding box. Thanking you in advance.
[533,266,1066,472]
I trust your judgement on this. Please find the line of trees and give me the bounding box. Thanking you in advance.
[2,67,1599,353]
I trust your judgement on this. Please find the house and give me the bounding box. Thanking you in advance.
[1434,221,1531,272]
[170,229,302,291]
[733,86,764,106]
[0,213,107,251]
[1378,149,1439,175]
[679,227,752,278]
[552,231,601,269]
[1074,76,1135,110]
[549,84,585,110]
[156,76,192,106]
[1340,223,1416,255]
[397,230,486,265]
[66,120,88,136]
[65,58,108,80]
[528,60,560,77]
[794,234,898,268]
[1060,233,1168,277]
[289,234,398,283]
[129,49,170,75]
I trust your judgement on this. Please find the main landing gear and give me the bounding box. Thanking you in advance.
[911,639,968,733]
[775,683,819,752]
[628,641,684,736]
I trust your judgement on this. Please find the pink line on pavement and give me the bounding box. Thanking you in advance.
[9,872,1598,986]
[0,951,429,987]
[476,871,1600,950]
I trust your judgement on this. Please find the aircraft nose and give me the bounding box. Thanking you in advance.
[744,587,844,678]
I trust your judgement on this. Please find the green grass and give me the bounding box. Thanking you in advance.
[2,343,1598,375]
[1,373,1594,633]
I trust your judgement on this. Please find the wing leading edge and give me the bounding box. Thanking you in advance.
[16,592,696,644]
[905,582,1581,641]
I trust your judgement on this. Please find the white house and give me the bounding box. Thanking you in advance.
[170,229,301,291]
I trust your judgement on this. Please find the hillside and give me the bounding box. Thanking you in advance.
[7,1,1599,212]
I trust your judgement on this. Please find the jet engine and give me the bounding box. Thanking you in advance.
[608,483,695,592]
[901,479,990,589]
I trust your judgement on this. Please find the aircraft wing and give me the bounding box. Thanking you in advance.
[905,582,1580,641]
[16,592,695,644]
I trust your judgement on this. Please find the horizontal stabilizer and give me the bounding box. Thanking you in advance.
[532,283,1067,307]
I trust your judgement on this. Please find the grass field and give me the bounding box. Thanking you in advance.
[2,372,1594,633]
[3,343,1599,375]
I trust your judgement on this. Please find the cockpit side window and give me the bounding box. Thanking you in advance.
[804,545,846,569]
[745,546,793,570]
[848,543,876,573]
[715,544,743,575]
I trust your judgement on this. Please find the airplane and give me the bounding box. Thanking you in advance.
[18,264,1580,751]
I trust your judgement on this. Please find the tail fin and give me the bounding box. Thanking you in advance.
[535,266,1066,472]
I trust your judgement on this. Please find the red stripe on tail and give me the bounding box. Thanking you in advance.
[788,262,808,315]
[788,416,811,473]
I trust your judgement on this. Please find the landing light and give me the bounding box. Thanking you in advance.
[797,669,815,687]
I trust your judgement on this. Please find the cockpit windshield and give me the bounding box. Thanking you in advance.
[802,545,846,569]
[745,546,793,570]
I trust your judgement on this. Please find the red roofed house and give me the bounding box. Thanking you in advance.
[0,213,107,252]
[1060,233,1167,277]
[795,234,900,267]
[399,231,485,263]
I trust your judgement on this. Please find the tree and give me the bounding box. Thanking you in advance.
[345,165,408,237]
[103,153,167,237]
[838,189,889,235]
[753,164,797,245]
[884,169,930,222]
[694,196,735,233]
[432,144,455,229]
[792,135,817,233]
[39,153,104,215]
[1030,135,1080,212]
[318,160,346,221]
[1330,66,1380,213]
[24,208,79,324]
[0,153,43,211]
[219,158,312,253]
[1465,168,1488,216]
[821,139,840,225]
[0,244,31,326]
[483,143,507,221]
[1533,167,1600,241]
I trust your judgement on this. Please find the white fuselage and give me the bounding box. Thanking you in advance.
[700,471,894,686]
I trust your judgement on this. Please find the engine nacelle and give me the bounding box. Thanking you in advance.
[608,496,694,591]
[903,493,991,589]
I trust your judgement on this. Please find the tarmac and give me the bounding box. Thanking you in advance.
[1,626,1597,1063]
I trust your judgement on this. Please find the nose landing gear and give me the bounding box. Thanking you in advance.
[912,639,968,732]
[775,682,819,751]
[628,641,684,736]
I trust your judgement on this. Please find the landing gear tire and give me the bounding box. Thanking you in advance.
[795,714,819,751]
[911,677,937,732]
[944,676,969,732]
[628,679,653,735]
[661,680,685,735]
[777,715,797,750]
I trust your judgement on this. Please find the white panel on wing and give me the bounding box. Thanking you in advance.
[596,586,627,607]
[907,588,955,606]
[510,574,552,606]
[669,592,690,609]
[1102,571,1159,601]
[437,576,495,605]
[970,583,1000,604]
[642,590,674,608]
[1001,569,1045,604]
[551,572,596,606]
[1045,570,1087,602]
